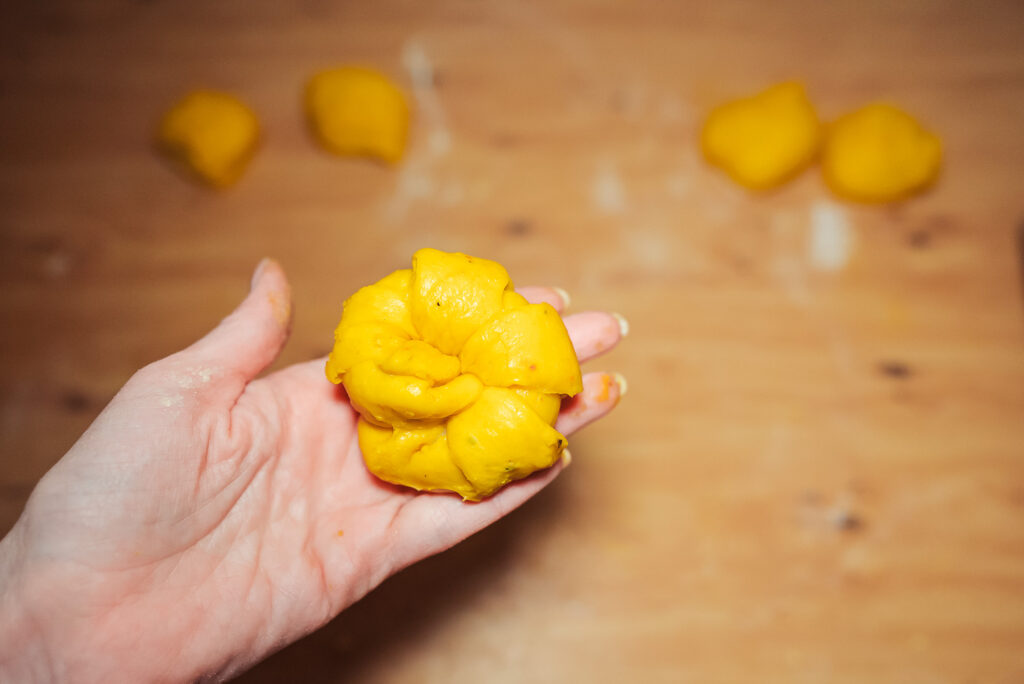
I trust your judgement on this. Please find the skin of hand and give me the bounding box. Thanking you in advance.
[0,259,624,682]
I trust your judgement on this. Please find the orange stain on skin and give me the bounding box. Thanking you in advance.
[268,291,291,326]
[569,374,617,418]
[568,396,588,418]
[336,530,345,537]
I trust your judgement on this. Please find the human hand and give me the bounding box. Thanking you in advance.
[0,259,625,682]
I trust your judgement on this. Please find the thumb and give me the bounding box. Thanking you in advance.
[182,258,292,393]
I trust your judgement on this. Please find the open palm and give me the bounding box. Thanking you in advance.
[1,260,624,682]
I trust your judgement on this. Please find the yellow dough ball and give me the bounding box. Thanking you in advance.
[822,103,941,202]
[156,90,259,188]
[305,67,410,163]
[701,82,821,190]
[326,249,582,501]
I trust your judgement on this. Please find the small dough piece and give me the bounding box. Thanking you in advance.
[156,90,259,188]
[701,82,820,190]
[305,67,410,163]
[822,103,941,202]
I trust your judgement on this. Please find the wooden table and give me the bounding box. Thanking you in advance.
[2,1,1023,681]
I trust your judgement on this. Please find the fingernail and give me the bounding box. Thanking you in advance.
[251,258,271,291]
[612,372,628,397]
[552,287,571,309]
[561,449,572,468]
[612,312,630,337]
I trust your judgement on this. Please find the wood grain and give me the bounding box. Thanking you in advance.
[2,1,1023,681]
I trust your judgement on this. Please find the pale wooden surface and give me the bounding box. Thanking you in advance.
[2,1,1024,681]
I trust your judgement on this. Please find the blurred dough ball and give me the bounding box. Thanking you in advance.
[156,90,259,188]
[701,81,820,190]
[823,103,941,202]
[305,67,410,163]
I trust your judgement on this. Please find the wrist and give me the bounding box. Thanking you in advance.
[1,521,261,683]
[0,525,57,683]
